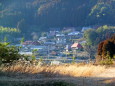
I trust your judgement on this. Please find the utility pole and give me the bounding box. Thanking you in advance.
[48,45,49,59]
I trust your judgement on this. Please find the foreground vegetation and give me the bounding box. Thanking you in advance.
[1,63,115,86]
[0,63,106,77]
[0,0,115,35]
[0,81,74,86]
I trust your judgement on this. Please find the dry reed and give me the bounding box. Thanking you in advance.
[0,63,106,77]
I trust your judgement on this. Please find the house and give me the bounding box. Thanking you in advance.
[56,33,65,37]
[55,33,66,44]
[22,41,41,46]
[23,41,33,45]
[71,43,83,57]
[56,37,66,44]
[79,41,87,44]
[39,37,47,42]
[48,28,60,36]
[65,45,71,51]
[30,46,47,50]
[19,51,33,55]
[51,60,62,65]
[31,41,41,45]
[66,31,82,42]
[44,42,55,45]
[44,42,56,50]
[71,43,83,50]
[68,31,80,36]
[30,45,48,55]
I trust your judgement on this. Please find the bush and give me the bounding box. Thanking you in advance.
[100,59,113,65]
[0,42,21,63]
[97,34,115,62]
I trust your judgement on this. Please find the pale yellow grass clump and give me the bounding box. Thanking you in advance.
[41,64,106,77]
[1,63,106,77]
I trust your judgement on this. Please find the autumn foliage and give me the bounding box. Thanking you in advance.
[97,34,115,60]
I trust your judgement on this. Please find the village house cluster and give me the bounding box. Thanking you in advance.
[16,27,92,61]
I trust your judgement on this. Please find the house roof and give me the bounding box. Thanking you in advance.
[30,46,47,50]
[23,41,40,45]
[56,34,65,37]
[71,43,83,49]
[68,31,80,36]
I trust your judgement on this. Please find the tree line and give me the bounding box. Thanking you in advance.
[0,0,115,38]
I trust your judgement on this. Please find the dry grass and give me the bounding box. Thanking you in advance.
[0,63,106,77]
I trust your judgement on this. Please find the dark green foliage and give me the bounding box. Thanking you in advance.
[84,29,98,45]
[84,25,115,46]
[88,2,114,25]
[0,0,115,37]
[0,26,20,42]
[0,42,21,63]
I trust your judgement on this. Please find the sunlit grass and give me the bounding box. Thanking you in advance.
[0,63,106,77]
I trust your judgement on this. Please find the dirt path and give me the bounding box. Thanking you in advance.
[0,67,115,86]
[97,67,115,78]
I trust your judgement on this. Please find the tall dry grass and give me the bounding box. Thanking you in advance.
[0,63,106,77]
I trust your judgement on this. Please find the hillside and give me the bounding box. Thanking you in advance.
[0,0,115,35]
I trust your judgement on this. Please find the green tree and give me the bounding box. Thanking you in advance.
[0,42,21,63]
[84,25,115,46]
[84,29,98,45]
[20,37,25,45]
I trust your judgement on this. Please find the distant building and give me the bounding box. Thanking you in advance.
[81,27,91,32]
[71,43,83,50]
[71,43,83,57]
[44,42,55,45]
[68,31,80,36]
[39,37,47,42]
[22,41,32,45]
[30,46,47,50]
[19,51,32,55]
[23,41,40,45]
[56,33,65,37]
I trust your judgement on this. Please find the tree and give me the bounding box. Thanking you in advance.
[0,42,21,63]
[84,25,115,46]
[0,26,20,42]
[84,29,98,45]
[97,34,115,61]
[20,37,25,45]
[84,44,97,60]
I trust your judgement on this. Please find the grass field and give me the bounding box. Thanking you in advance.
[0,62,115,86]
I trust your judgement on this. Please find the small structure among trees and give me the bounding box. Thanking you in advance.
[71,43,83,50]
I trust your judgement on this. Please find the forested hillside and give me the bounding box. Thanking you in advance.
[0,0,115,34]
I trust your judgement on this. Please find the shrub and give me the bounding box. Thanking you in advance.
[97,34,115,62]
[0,42,21,63]
[100,58,113,65]
[96,34,115,64]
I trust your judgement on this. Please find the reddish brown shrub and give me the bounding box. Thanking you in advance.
[97,34,115,60]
